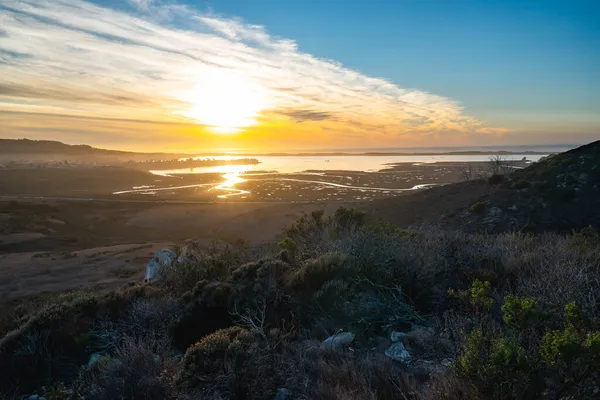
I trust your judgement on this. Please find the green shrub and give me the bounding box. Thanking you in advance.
[456,327,486,377]
[366,221,416,239]
[287,252,354,294]
[502,296,542,330]
[470,279,494,311]
[333,207,366,230]
[311,209,325,227]
[457,327,539,398]
[540,302,599,368]
[470,202,485,214]
[278,237,297,263]
[177,326,255,389]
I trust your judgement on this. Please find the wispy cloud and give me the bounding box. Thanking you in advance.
[0,0,507,149]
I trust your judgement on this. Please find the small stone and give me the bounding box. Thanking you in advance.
[275,388,290,400]
[323,332,355,347]
[488,207,503,218]
[411,324,435,334]
[88,352,103,368]
[385,342,412,365]
[413,359,452,376]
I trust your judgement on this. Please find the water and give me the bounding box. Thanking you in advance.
[114,153,553,199]
[151,154,550,176]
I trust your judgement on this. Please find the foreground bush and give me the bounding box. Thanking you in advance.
[1,210,599,399]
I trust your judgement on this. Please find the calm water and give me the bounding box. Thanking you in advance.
[150,154,550,176]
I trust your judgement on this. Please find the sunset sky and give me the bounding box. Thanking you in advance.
[0,0,598,152]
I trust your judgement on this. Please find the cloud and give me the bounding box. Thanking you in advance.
[476,127,512,135]
[0,0,508,148]
[128,0,156,11]
[281,109,333,122]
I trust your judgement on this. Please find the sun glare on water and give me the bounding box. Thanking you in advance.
[182,68,271,133]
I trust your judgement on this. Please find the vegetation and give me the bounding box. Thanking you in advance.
[1,208,599,399]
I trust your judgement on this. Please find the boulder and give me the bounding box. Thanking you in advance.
[322,332,355,348]
[145,249,177,281]
[385,342,412,365]
[275,388,290,400]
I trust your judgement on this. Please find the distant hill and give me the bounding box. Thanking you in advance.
[0,139,187,163]
[372,140,600,233]
[0,139,132,155]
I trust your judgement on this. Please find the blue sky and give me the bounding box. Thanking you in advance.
[195,0,600,125]
[1,0,598,151]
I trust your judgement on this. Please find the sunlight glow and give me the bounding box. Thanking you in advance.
[181,68,271,133]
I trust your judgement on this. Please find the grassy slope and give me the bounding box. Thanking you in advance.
[372,140,600,233]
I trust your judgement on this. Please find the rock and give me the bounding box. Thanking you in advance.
[27,396,46,400]
[145,249,177,281]
[87,352,103,368]
[488,207,503,218]
[411,324,435,334]
[371,336,392,352]
[322,332,355,348]
[384,342,412,365]
[390,331,413,342]
[275,388,290,400]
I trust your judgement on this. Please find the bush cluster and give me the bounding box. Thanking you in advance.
[1,208,599,399]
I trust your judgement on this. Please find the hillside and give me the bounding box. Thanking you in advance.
[0,139,183,162]
[0,142,598,400]
[373,140,600,233]
[0,139,132,156]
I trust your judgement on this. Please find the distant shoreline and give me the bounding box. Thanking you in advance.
[186,151,553,157]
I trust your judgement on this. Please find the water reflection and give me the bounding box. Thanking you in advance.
[213,173,250,198]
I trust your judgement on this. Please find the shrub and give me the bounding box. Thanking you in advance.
[177,326,255,390]
[287,252,353,294]
[366,221,417,239]
[470,279,494,311]
[540,302,599,369]
[510,180,530,190]
[456,327,539,398]
[332,207,366,230]
[72,337,174,400]
[470,202,485,214]
[501,296,543,330]
[487,174,504,185]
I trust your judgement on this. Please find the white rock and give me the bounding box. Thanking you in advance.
[322,332,355,347]
[145,249,177,281]
[385,342,412,365]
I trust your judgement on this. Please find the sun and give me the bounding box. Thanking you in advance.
[181,68,271,133]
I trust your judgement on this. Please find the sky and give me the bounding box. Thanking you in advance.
[0,0,598,152]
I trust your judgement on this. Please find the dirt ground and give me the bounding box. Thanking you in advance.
[0,199,341,301]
